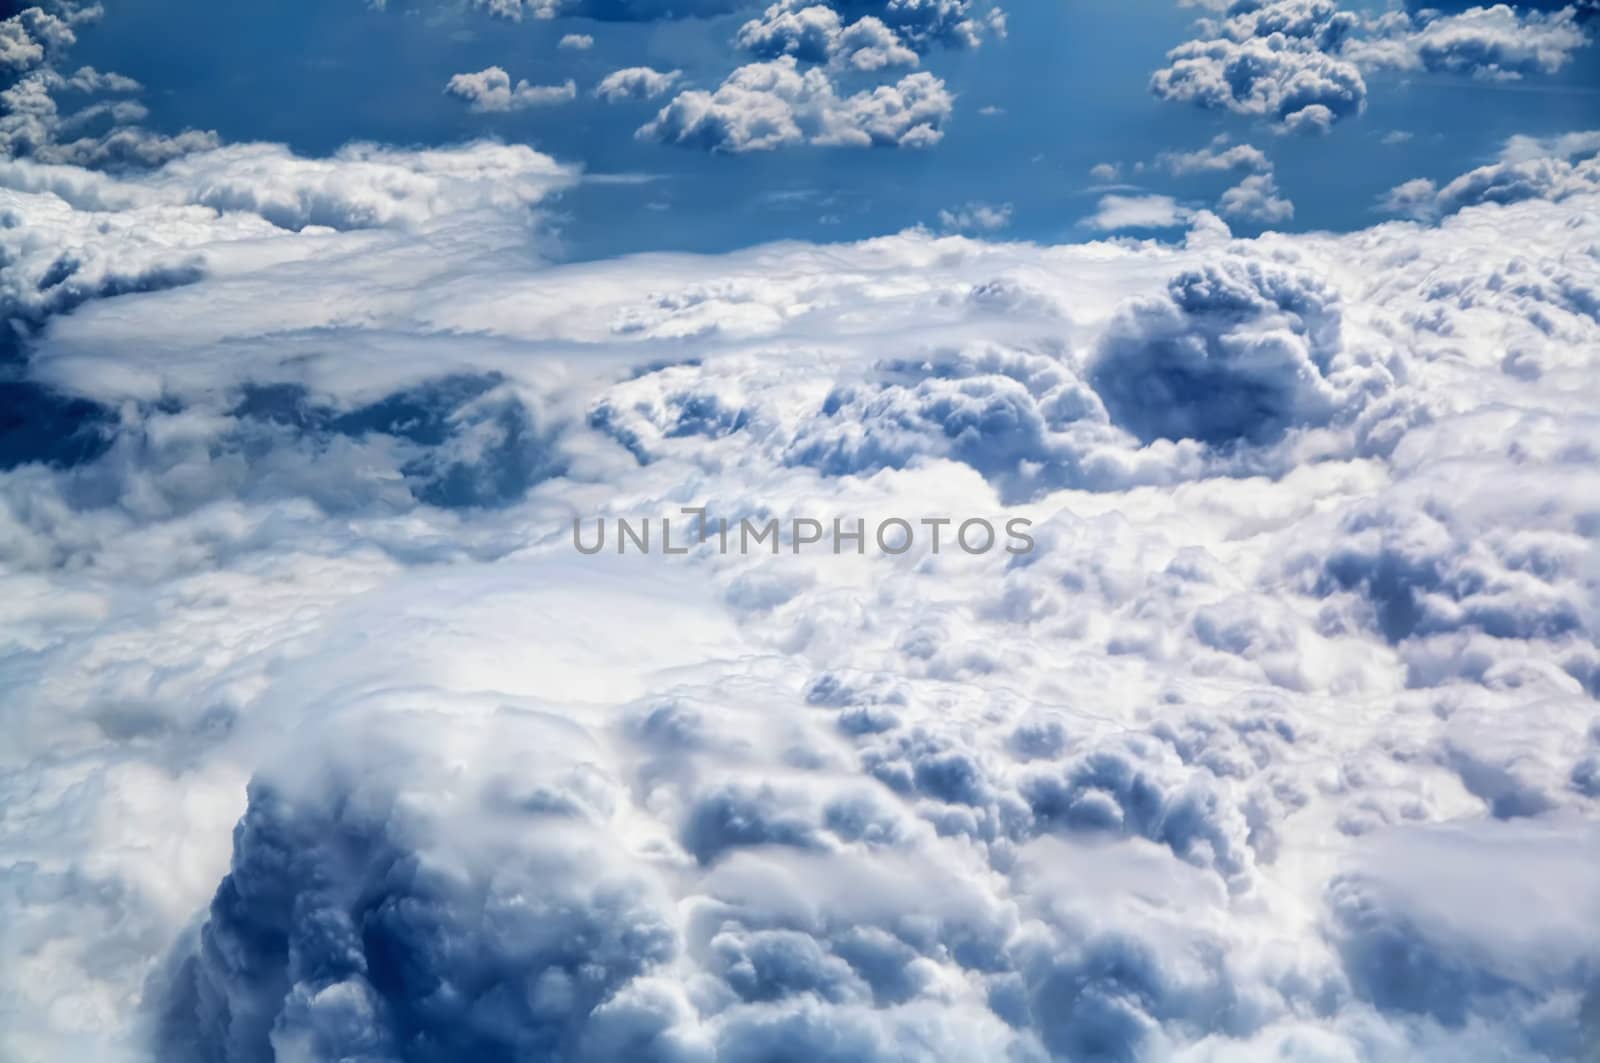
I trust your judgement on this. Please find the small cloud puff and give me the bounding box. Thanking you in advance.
[1082,193,1189,231]
[445,66,577,111]
[1218,172,1294,223]
[595,66,683,102]
[937,201,1012,232]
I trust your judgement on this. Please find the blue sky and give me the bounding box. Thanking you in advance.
[64,0,1600,257]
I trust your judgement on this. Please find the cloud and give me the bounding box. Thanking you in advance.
[1088,258,1343,445]
[638,57,952,152]
[1380,132,1600,218]
[460,0,1007,39]
[1152,1,1592,133]
[0,4,81,76]
[468,0,738,21]
[0,5,218,168]
[1217,172,1294,223]
[1082,193,1189,231]
[1329,819,1600,1055]
[154,705,684,1063]
[1498,128,1600,164]
[831,0,1004,52]
[559,32,594,49]
[736,2,919,71]
[1150,1,1368,133]
[1348,3,1589,81]
[595,66,684,102]
[637,0,990,155]
[0,139,577,239]
[445,66,577,112]
[936,201,1011,232]
[1158,135,1271,176]
[4,97,1600,1063]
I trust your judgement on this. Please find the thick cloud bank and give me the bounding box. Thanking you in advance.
[1,122,1599,1063]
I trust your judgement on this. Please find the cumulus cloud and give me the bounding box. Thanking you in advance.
[3,48,1600,1063]
[0,4,81,75]
[1152,0,1593,132]
[445,66,577,111]
[594,66,683,102]
[1348,3,1589,81]
[0,5,218,167]
[1082,192,1190,231]
[1150,0,1368,133]
[462,0,1004,42]
[1218,171,1294,223]
[1380,130,1600,218]
[735,1,920,70]
[936,200,1011,232]
[638,57,952,152]
[1158,135,1271,175]
[630,0,995,154]
[559,31,594,49]
[468,0,738,20]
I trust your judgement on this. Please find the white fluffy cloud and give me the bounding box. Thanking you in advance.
[1150,0,1368,133]
[2,73,1600,1063]
[638,57,952,152]
[642,0,992,153]
[1381,130,1600,219]
[0,3,219,166]
[594,66,684,102]
[1218,171,1294,223]
[735,2,920,71]
[1158,135,1271,176]
[1348,3,1589,81]
[1152,0,1592,132]
[468,0,737,20]
[1082,192,1190,230]
[445,66,577,111]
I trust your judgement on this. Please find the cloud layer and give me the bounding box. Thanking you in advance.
[1,113,1598,1063]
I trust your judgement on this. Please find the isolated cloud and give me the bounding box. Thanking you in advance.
[1082,193,1189,230]
[468,0,738,21]
[639,57,952,152]
[445,66,577,111]
[594,66,683,102]
[1159,135,1271,176]
[1150,0,1368,133]
[559,32,594,49]
[736,2,920,70]
[1218,172,1294,223]
[936,200,1011,232]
